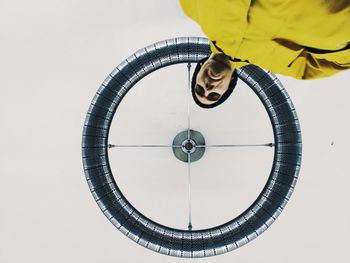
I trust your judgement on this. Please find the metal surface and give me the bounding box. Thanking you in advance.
[172,129,206,163]
[82,37,302,258]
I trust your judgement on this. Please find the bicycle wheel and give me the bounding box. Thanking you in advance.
[82,37,302,258]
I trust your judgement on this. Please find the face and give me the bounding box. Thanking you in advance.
[195,54,235,105]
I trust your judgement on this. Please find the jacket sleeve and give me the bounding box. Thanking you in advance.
[179,0,251,57]
[288,53,350,79]
[274,38,350,79]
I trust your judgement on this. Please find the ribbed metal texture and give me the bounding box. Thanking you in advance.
[82,37,302,258]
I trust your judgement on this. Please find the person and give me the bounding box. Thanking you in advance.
[179,0,350,108]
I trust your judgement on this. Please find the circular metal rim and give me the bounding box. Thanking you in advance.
[82,37,302,258]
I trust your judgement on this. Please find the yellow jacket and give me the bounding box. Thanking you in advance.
[179,0,350,79]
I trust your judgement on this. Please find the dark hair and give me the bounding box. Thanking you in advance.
[191,56,238,109]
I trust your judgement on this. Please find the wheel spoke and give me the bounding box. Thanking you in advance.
[187,62,191,140]
[196,143,275,148]
[187,152,192,231]
[108,144,182,148]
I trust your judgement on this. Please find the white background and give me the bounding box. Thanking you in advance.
[1,0,349,262]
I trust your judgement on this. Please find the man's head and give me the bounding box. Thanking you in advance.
[192,53,237,109]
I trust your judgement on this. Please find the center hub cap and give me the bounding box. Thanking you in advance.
[181,139,196,154]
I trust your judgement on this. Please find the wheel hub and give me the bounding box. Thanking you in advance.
[172,129,205,163]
